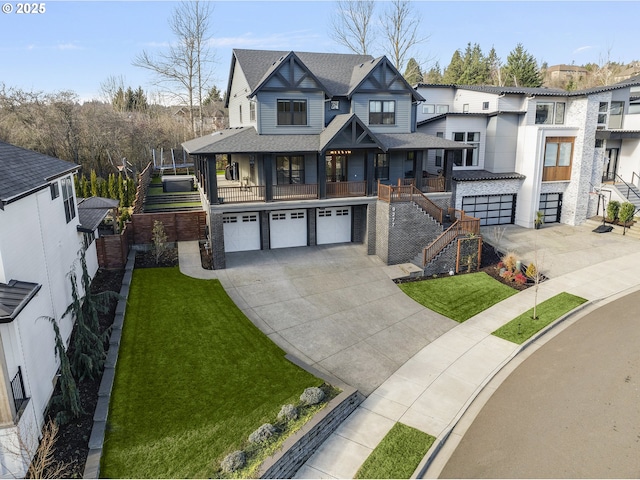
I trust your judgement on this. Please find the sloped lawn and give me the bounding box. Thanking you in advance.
[399,272,517,322]
[101,267,321,478]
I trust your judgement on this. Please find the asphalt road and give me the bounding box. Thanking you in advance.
[439,289,640,479]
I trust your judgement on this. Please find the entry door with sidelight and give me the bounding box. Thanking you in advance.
[603,148,619,183]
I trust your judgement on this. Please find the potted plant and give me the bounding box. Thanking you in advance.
[606,200,620,223]
[534,211,544,229]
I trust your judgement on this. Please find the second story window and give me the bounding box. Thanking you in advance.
[422,104,435,114]
[277,99,307,125]
[609,101,624,129]
[61,176,76,223]
[543,137,574,181]
[249,102,256,122]
[536,101,566,125]
[369,100,395,125]
[452,132,480,167]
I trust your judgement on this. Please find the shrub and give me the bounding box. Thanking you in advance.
[619,202,635,224]
[501,270,513,282]
[152,220,168,264]
[300,386,325,405]
[501,252,518,272]
[277,404,298,422]
[606,200,620,221]
[525,263,537,279]
[248,423,277,444]
[514,272,527,285]
[220,450,246,474]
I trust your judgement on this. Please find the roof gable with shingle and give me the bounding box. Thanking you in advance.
[0,142,79,206]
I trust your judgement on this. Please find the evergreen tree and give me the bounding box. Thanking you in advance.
[442,50,464,84]
[503,43,542,87]
[90,170,98,197]
[47,317,83,425]
[403,58,424,85]
[99,178,108,197]
[487,47,503,86]
[117,175,126,206]
[459,43,490,85]
[126,178,136,207]
[80,176,90,198]
[424,62,443,84]
[107,173,117,199]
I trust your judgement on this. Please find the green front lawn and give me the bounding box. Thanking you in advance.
[492,292,587,344]
[355,423,435,479]
[101,268,322,478]
[399,272,517,322]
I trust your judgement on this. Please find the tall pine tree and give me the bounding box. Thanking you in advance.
[503,43,542,87]
[442,50,464,84]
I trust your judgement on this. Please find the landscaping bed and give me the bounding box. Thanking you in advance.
[45,267,124,478]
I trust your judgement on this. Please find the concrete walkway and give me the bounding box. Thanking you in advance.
[292,223,640,478]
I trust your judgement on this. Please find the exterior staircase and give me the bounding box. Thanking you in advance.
[613,182,640,213]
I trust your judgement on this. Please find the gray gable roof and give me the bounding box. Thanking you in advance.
[0,280,41,322]
[0,141,79,207]
[231,49,400,99]
[77,196,119,232]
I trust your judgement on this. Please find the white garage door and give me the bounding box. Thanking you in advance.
[223,212,260,252]
[270,209,307,249]
[317,207,351,245]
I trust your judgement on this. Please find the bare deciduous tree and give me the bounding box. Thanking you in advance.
[133,0,215,137]
[330,0,376,55]
[380,0,428,72]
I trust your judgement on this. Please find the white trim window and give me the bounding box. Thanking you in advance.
[422,104,435,114]
[61,176,76,223]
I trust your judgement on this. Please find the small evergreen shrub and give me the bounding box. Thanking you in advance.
[248,423,277,444]
[220,450,246,474]
[619,201,635,224]
[300,386,325,405]
[277,404,298,422]
[607,200,620,221]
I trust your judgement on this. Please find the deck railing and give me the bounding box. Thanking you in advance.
[217,186,266,203]
[326,181,367,198]
[417,176,446,193]
[273,183,318,201]
[421,209,480,266]
[378,182,443,223]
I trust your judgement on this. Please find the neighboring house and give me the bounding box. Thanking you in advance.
[183,49,470,268]
[415,79,640,228]
[0,142,87,477]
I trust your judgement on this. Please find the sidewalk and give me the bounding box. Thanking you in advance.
[293,224,640,478]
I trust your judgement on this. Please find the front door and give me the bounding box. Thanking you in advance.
[326,155,347,182]
[603,148,619,183]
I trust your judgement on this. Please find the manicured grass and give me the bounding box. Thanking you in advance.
[399,272,517,322]
[143,201,202,209]
[101,268,322,478]
[492,292,587,344]
[355,423,435,479]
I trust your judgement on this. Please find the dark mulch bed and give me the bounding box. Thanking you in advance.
[135,247,179,268]
[395,241,538,291]
[45,267,124,478]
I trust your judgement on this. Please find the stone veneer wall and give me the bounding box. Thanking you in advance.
[352,204,367,243]
[210,211,226,269]
[307,208,317,246]
[376,200,444,265]
[366,201,377,255]
[452,178,524,211]
[257,386,363,479]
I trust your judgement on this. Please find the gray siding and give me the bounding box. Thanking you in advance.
[228,64,252,128]
[258,91,325,134]
[352,92,412,133]
[484,114,519,173]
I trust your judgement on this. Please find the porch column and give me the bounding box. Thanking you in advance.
[365,150,375,196]
[263,154,273,201]
[206,155,219,204]
[444,150,455,191]
[318,152,327,199]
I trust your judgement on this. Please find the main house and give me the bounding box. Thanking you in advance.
[415,80,640,228]
[183,49,472,269]
[0,142,91,477]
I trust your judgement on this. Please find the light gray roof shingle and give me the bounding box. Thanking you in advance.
[0,280,41,322]
[0,141,79,206]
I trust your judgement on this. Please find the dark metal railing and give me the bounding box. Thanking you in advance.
[10,367,28,415]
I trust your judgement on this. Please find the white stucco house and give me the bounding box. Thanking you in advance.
[0,141,89,477]
[415,79,640,228]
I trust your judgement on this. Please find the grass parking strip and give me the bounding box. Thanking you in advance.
[492,292,587,344]
[101,267,321,478]
[355,423,435,479]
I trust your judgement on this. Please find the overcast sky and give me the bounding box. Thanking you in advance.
[1,1,638,101]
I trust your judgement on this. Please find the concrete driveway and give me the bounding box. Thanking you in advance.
[179,242,458,396]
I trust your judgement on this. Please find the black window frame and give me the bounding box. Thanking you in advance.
[50,182,59,200]
[277,99,307,126]
[276,155,305,184]
[374,153,389,181]
[369,100,396,125]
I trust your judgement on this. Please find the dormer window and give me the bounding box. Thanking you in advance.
[277,99,307,125]
[369,100,395,125]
